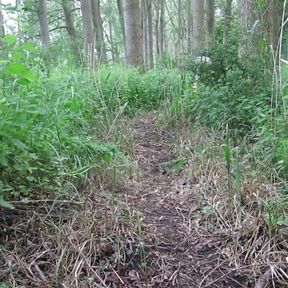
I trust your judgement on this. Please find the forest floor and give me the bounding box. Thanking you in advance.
[124,112,251,288]
[0,111,286,287]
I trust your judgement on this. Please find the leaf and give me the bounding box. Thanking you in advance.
[6,63,27,75]
[20,43,38,52]
[0,198,14,209]
[3,35,16,46]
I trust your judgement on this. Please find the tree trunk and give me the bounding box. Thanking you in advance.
[263,0,282,52]
[238,0,259,59]
[155,0,160,57]
[37,0,50,46]
[142,0,149,69]
[61,0,81,63]
[223,0,232,45]
[159,0,165,59]
[187,0,192,53]
[90,0,107,64]
[191,0,204,54]
[147,0,153,68]
[142,0,153,69]
[177,0,182,64]
[0,0,5,45]
[123,0,144,68]
[80,0,95,65]
[117,0,126,56]
[206,0,215,47]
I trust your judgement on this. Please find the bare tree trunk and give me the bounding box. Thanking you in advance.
[37,0,50,46]
[177,0,182,64]
[0,0,5,45]
[142,0,153,69]
[155,0,160,57]
[187,0,192,53]
[142,0,149,69]
[264,0,281,52]
[117,0,126,56]
[80,0,95,65]
[238,0,259,59]
[61,0,81,63]
[159,0,165,59]
[91,0,107,64]
[108,19,117,62]
[191,0,204,54]
[123,0,144,68]
[223,0,232,45]
[206,0,215,47]
[147,0,153,68]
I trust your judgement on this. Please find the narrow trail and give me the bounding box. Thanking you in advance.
[126,113,236,288]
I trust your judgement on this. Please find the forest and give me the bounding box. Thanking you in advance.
[0,0,288,287]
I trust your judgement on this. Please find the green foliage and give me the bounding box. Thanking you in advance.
[182,42,272,137]
[0,37,181,203]
[96,65,181,114]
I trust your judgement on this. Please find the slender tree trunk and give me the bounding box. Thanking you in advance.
[142,0,149,69]
[223,0,232,45]
[177,0,182,64]
[90,0,107,64]
[37,0,50,46]
[117,0,126,56]
[155,0,160,56]
[191,0,204,53]
[80,0,95,65]
[187,0,192,53]
[142,0,153,69]
[108,19,117,62]
[123,0,144,68]
[238,0,259,59]
[61,0,81,63]
[147,0,153,68]
[206,0,215,47]
[0,0,5,45]
[159,0,165,58]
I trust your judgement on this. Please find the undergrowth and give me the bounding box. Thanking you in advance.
[0,36,182,205]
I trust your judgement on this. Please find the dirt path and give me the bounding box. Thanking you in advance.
[126,113,241,288]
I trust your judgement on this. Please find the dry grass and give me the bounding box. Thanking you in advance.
[1,112,288,288]
[0,184,148,287]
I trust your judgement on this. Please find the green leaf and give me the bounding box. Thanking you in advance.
[6,63,27,75]
[0,197,14,209]
[3,35,16,46]
[20,43,38,52]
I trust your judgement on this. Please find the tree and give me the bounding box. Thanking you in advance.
[117,0,126,55]
[0,0,5,45]
[223,0,232,45]
[187,0,192,53]
[263,0,282,52]
[191,0,204,53]
[37,0,50,46]
[91,0,107,64]
[61,0,81,63]
[142,0,154,69]
[123,0,143,68]
[155,0,165,61]
[238,0,259,58]
[206,0,215,47]
[80,0,94,65]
